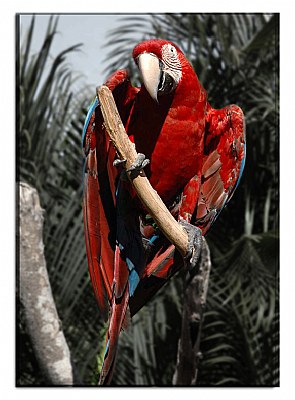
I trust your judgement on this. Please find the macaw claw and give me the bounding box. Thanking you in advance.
[179,220,202,270]
[113,158,127,167]
[126,153,150,177]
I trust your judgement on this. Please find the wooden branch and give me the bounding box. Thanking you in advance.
[97,85,188,256]
[19,182,79,385]
[172,238,212,385]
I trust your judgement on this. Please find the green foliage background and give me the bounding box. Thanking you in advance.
[17,14,279,386]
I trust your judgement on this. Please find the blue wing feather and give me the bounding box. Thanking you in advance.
[82,96,99,146]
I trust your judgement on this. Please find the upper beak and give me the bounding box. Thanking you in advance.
[137,53,160,102]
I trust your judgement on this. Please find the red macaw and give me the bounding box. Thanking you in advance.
[82,39,245,385]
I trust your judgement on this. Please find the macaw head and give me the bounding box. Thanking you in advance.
[132,39,189,102]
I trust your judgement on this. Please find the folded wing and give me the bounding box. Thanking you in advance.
[82,70,139,321]
[196,103,246,234]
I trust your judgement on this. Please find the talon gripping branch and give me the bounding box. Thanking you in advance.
[82,39,246,385]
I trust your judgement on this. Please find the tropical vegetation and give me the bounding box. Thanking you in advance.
[17,13,279,386]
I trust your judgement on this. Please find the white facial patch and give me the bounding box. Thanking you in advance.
[161,44,182,84]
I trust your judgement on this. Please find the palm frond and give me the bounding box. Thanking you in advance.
[18,15,106,385]
[198,232,279,386]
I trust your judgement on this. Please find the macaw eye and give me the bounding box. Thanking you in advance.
[162,44,178,61]
[168,45,176,53]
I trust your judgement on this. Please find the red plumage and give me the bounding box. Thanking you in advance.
[82,39,245,384]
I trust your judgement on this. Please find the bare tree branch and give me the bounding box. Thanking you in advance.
[19,182,79,386]
[172,238,212,385]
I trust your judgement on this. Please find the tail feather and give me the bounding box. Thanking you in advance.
[144,244,175,279]
[129,244,184,317]
[99,284,129,385]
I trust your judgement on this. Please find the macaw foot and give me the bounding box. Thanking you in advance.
[114,154,149,180]
[113,154,149,172]
[126,153,150,178]
[113,158,126,167]
[127,153,150,172]
[179,220,202,271]
[113,158,130,181]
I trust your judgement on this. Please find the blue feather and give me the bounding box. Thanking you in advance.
[148,234,159,246]
[236,141,246,189]
[118,243,140,297]
[82,96,99,146]
[81,97,99,193]
[104,338,110,358]
[128,268,140,296]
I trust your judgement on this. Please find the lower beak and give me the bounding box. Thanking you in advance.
[137,53,160,102]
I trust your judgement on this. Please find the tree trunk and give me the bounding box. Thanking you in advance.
[19,182,78,385]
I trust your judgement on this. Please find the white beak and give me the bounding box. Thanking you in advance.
[137,53,161,102]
